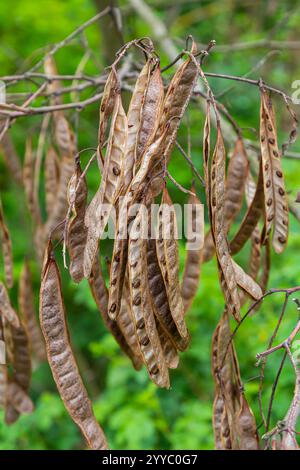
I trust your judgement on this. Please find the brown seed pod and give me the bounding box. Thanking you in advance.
[44,146,60,217]
[236,394,259,450]
[135,61,164,171]
[0,318,7,410]
[260,89,289,253]
[232,259,263,300]
[89,256,142,370]
[156,320,179,369]
[125,60,152,187]
[224,137,249,229]
[84,94,128,278]
[19,260,46,362]
[67,160,88,283]
[98,68,120,151]
[40,242,108,449]
[154,41,198,163]
[156,188,189,340]
[181,188,204,313]
[0,282,20,328]
[229,162,264,255]
[128,204,170,388]
[44,55,62,107]
[0,130,23,185]
[210,127,240,321]
[4,402,20,425]
[23,137,38,221]
[10,320,32,394]
[0,199,14,288]
[7,381,34,414]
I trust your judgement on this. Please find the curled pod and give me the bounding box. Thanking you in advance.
[156,188,189,341]
[40,242,108,450]
[67,160,88,283]
[231,260,263,301]
[7,381,34,414]
[98,68,120,150]
[19,260,46,362]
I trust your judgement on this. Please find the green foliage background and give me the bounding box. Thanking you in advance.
[0,0,300,450]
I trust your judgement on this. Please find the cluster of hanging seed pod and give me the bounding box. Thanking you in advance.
[0,35,295,450]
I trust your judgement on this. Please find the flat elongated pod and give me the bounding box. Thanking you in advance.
[155,41,198,162]
[89,257,142,370]
[40,244,108,449]
[45,146,60,216]
[19,261,46,361]
[98,68,120,149]
[260,89,289,253]
[5,402,20,425]
[202,230,215,263]
[0,130,23,185]
[224,137,249,229]
[67,161,88,283]
[156,189,189,340]
[181,189,204,313]
[0,282,20,328]
[125,60,151,187]
[10,320,31,392]
[0,199,13,288]
[128,206,169,388]
[44,152,74,240]
[23,137,37,221]
[229,162,264,255]
[135,61,164,170]
[236,395,259,450]
[84,94,128,277]
[8,381,34,414]
[44,55,62,106]
[232,260,262,300]
[0,365,7,409]
[156,320,179,369]
[210,128,240,321]
[147,237,189,352]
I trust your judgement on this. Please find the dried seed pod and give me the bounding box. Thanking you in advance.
[202,230,215,263]
[40,242,108,449]
[98,68,120,150]
[44,152,74,240]
[5,402,20,425]
[156,320,179,369]
[155,41,198,162]
[0,130,23,185]
[156,188,189,340]
[67,160,88,283]
[135,61,164,170]
[44,55,62,106]
[0,364,7,409]
[8,381,34,414]
[236,395,259,450]
[89,256,142,370]
[0,199,14,288]
[232,259,263,300]
[128,205,170,388]
[260,89,289,253]
[229,162,264,255]
[23,137,37,220]
[224,137,249,229]
[10,320,31,393]
[125,60,151,187]
[0,282,20,328]
[84,94,128,278]
[19,261,46,362]
[45,146,60,216]
[147,235,189,352]
[181,188,204,313]
[210,127,240,321]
